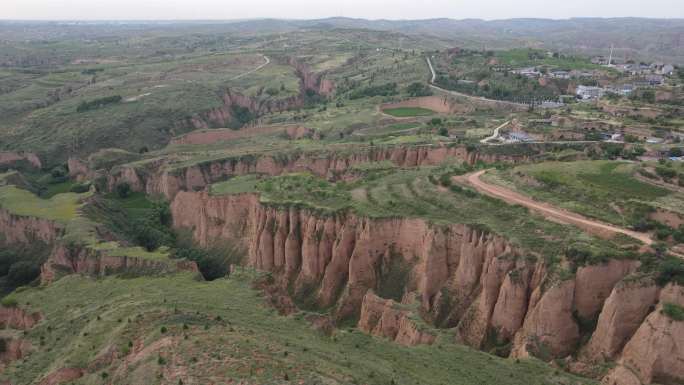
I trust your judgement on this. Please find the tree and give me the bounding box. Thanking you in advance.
[116,182,131,199]
[7,261,40,286]
[406,82,432,97]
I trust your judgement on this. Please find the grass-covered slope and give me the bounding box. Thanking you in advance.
[486,160,684,227]
[1,272,592,385]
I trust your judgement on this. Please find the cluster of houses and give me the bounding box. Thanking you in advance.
[509,67,596,80]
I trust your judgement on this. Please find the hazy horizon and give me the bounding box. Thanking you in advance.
[1,0,683,21]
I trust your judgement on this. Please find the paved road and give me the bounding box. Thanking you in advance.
[460,170,654,245]
[480,121,510,144]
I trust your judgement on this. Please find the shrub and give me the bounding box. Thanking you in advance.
[7,261,41,286]
[116,182,131,199]
[406,82,433,97]
[349,83,397,100]
[76,95,122,113]
[172,241,245,281]
[70,183,91,193]
[655,165,676,179]
[656,257,684,286]
[662,303,684,321]
[1,297,18,308]
[655,227,674,241]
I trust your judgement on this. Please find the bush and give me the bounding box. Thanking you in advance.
[70,183,91,193]
[1,297,18,308]
[662,303,684,321]
[7,261,41,286]
[173,241,245,281]
[655,227,674,241]
[657,257,684,286]
[116,183,131,199]
[406,82,433,97]
[77,95,122,113]
[349,83,397,100]
[655,165,676,179]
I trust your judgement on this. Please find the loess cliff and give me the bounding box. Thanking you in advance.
[108,144,535,200]
[171,190,684,384]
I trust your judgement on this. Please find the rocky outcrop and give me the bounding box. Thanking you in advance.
[510,279,580,359]
[0,307,42,330]
[0,152,41,169]
[358,292,435,346]
[40,245,198,284]
[181,89,304,130]
[0,306,41,373]
[573,259,640,322]
[289,57,335,96]
[67,157,92,181]
[0,338,32,369]
[0,208,63,244]
[582,277,659,363]
[170,188,683,382]
[602,284,684,385]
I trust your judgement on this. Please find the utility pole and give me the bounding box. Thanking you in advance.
[608,44,614,66]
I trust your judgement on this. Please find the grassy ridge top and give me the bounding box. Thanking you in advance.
[487,160,684,227]
[0,185,85,222]
[1,272,592,385]
[209,167,639,259]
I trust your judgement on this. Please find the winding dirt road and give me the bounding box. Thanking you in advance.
[459,170,654,245]
[230,55,270,81]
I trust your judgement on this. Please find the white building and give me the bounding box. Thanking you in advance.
[576,85,605,100]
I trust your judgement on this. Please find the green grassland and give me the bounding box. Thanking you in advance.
[0,183,174,262]
[1,271,592,385]
[0,185,86,223]
[486,161,684,227]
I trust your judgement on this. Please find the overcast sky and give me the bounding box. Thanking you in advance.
[1,0,683,20]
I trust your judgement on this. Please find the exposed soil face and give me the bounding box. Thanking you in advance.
[170,189,684,384]
[0,152,42,169]
[0,306,42,373]
[170,124,314,146]
[0,208,64,244]
[381,96,473,115]
[108,144,537,201]
[0,307,42,330]
[40,244,198,284]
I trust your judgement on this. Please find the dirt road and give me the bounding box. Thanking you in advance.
[460,170,654,245]
[230,55,270,81]
[425,56,527,109]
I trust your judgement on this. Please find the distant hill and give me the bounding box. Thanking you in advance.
[2,17,682,63]
[292,17,684,64]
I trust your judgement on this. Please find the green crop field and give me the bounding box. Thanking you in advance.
[0,185,86,222]
[383,107,435,117]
